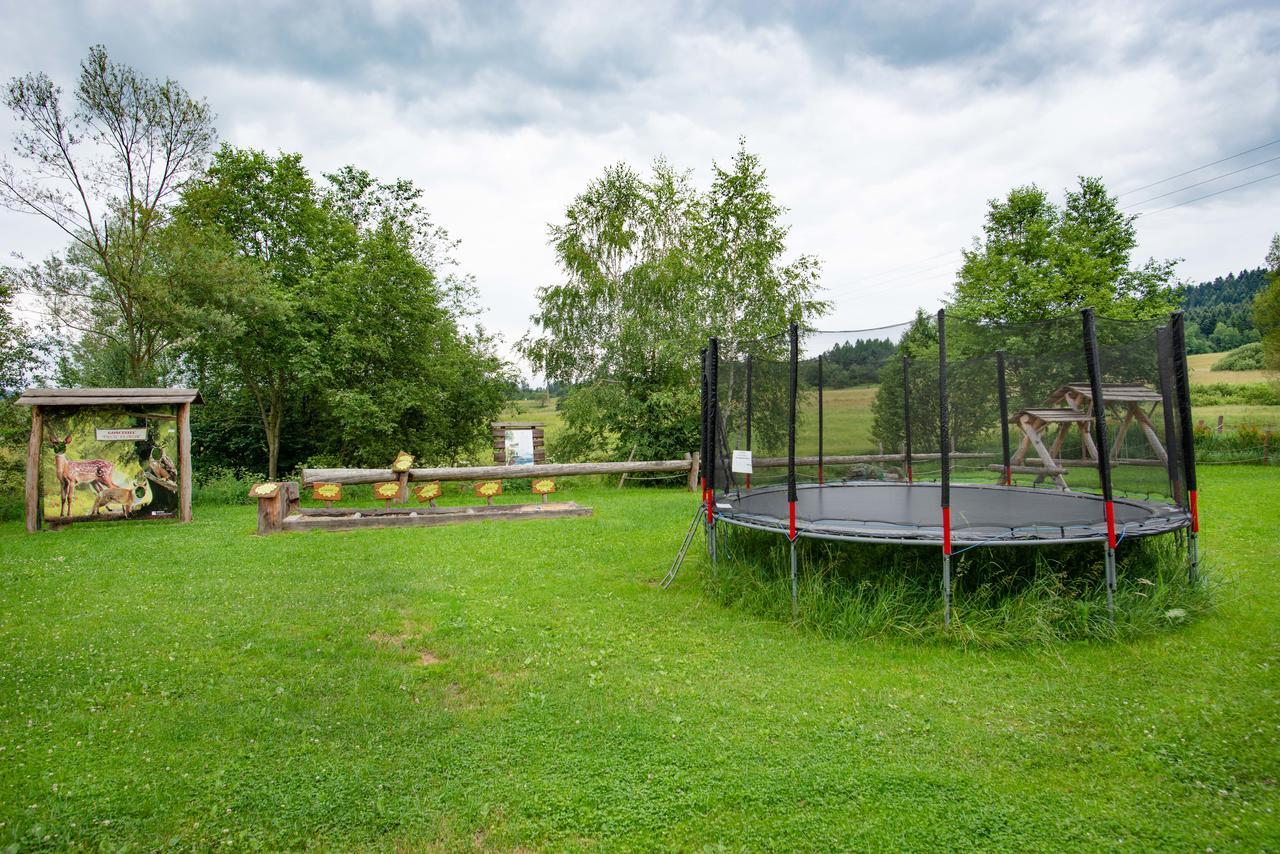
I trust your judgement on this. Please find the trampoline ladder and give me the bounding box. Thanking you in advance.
[661,504,705,590]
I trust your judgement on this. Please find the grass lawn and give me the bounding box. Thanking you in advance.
[1,468,1278,849]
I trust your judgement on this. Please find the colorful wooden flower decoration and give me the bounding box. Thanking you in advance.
[531,478,556,495]
[473,480,503,499]
[312,482,342,503]
[372,482,401,501]
[249,482,279,499]
[392,451,414,473]
[414,482,442,503]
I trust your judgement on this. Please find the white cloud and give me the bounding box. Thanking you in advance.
[2,0,1277,366]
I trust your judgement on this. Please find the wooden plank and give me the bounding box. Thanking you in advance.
[14,387,203,405]
[304,459,697,485]
[177,402,193,523]
[1020,417,1069,489]
[1133,408,1169,464]
[986,463,1066,476]
[1109,407,1134,459]
[280,501,593,533]
[24,405,41,533]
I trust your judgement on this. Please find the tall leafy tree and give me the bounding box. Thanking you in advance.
[950,177,1179,323]
[0,45,216,383]
[522,142,827,461]
[1256,233,1280,375]
[174,146,508,477]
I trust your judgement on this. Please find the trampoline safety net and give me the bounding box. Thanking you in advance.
[703,310,1197,547]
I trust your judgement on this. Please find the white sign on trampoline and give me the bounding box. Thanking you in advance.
[731,450,753,474]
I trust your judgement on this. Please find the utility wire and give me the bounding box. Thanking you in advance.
[1136,171,1280,217]
[1123,153,1280,209]
[1116,137,1280,197]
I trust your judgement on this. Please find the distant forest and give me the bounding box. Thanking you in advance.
[1179,267,1268,354]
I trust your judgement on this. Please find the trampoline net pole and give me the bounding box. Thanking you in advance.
[996,349,1011,486]
[1170,311,1199,581]
[745,354,752,490]
[937,309,952,627]
[701,345,712,525]
[1155,326,1184,506]
[817,354,824,485]
[787,322,798,541]
[902,355,913,483]
[1082,308,1118,617]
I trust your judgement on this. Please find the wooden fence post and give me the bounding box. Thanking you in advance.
[687,452,700,492]
[1215,415,1224,435]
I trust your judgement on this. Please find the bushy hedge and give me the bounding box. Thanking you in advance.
[1211,342,1265,371]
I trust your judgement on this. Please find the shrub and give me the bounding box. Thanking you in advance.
[1210,342,1265,371]
[193,466,261,506]
[1189,382,1280,406]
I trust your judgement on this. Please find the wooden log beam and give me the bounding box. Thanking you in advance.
[24,404,41,533]
[304,459,696,486]
[751,452,990,468]
[280,501,592,533]
[177,402,193,523]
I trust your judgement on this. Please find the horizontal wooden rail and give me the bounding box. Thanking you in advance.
[752,452,992,468]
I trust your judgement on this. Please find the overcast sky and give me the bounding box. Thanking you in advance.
[2,0,1278,361]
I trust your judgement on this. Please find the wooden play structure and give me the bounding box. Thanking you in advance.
[998,383,1169,489]
[16,388,200,532]
[251,449,603,535]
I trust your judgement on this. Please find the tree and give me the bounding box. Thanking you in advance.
[521,142,827,462]
[1257,233,1280,375]
[950,177,1179,323]
[1,45,217,383]
[173,146,509,477]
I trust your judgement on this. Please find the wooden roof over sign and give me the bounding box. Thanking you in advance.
[14,387,204,406]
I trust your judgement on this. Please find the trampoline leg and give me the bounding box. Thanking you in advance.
[710,521,718,566]
[1188,533,1199,585]
[942,553,952,628]
[789,538,798,620]
[1104,546,1116,621]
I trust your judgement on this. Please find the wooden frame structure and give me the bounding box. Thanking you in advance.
[1006,383,1168,489]
[491,421,545,465]
[15,388,201,532]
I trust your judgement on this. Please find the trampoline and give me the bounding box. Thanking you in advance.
[671,308,1203,623]
[714,481,1189,546]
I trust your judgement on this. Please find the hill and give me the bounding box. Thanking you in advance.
[1178,267,1269,353]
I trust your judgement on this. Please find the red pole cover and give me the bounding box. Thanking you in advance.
[705,487,714,524]
[1104,500,1117,549]
[942,506,952,555]
[907,465,914,483]
[788,500,797,541]
[1189,489,1200,533]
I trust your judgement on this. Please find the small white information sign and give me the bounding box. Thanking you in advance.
[731,450,753,474]
[95,427,148,442]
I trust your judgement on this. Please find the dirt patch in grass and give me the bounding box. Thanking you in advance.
[417,650,442,665]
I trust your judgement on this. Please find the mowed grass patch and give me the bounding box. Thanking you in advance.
[1188,351,1272,385]
[0,469,1277,849]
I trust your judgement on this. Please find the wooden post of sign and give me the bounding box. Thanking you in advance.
[177,402,193,523]
[1216,415,1224,435]
[24,405,42,533]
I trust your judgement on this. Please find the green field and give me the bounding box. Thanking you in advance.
[1,467,1277,849]
[1188,351,1271,385]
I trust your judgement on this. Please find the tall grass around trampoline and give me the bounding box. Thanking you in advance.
[703,526,1214,647]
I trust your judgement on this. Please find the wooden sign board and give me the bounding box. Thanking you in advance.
[392,451,414,473]
[414,482,442,503]
[491,422,545,465]
[249,482,279,499]
[311,482,342,503]
[531,478,555,495]
[372,482,401,503]
[474,480,503,500]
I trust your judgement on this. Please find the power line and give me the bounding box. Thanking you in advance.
[1123,153,1280,209]
[1116,137,1280,197]
[1136,171,1280,217]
